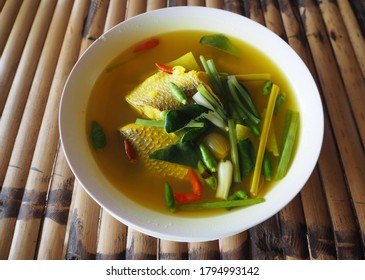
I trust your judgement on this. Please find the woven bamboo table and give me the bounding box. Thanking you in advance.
[0,0,364,260]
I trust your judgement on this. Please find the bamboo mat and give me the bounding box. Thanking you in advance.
[0,0,364,260]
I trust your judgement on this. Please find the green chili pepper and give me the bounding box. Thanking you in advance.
[197,160,217,189]
[199,143,218,173]
[262,80,273,95]
[169,82,187,104]
[164,182,176,212]
[90,121,106,149]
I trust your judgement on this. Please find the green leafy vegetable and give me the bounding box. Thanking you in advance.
[164,104,209,133]
[200,34,241,57]
[90,121,106,149]
[149,141,201,168]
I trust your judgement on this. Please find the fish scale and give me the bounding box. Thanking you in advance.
[119,123,188,179]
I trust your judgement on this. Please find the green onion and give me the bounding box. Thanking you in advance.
[274,92,286,115]
[237,138,255,178]
[262,151,272,181]
[228,119,241,183]
[262,80,273,95]
[197,84,227,121]
[275,110,299,180]
[178,197,265,210]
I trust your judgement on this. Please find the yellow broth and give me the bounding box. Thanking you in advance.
[86,30,299,216]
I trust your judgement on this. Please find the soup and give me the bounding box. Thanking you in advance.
[86,30,299,216]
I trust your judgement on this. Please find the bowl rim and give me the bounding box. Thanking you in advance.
[59,6,324,242]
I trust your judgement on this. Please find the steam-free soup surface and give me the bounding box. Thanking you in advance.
[86,30,298,216]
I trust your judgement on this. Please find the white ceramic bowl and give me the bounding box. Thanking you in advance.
[59,7,323,242]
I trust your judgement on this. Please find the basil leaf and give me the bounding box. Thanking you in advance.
[200,34,241,57]
[149,141,201,168]
[164,104,210,133]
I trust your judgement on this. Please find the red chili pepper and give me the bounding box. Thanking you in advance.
[174,193,200,204]
[133,38,159,52]
[155,63,174,74]
[188,168,203,196]
[123,139,137,163]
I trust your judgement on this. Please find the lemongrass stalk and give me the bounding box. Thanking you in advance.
[250,84,280,197]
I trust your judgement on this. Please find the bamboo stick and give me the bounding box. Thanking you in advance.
[300,168,336,259]
[7,0,90,260]
[0,0,40,115]
[0,0,57,190]
[219,232,249,259]
[36,143,75,259]
[126,229,158,259]
[0,0,22,56]
[96,211,127,259]
[224,0,244,14]
[317,0,365,147]
[65,181,100,259]
[242,0,265,25]
[338,0,365,78]
[260,0,285,39]
[95,0,128,260]
[205,0,224,9]
[188,241,220,259]
[298,0,365,252]
[168,0,187,6]
[159,240,188,260]
[0,0,6,12]
[0,0,73,260]
[187,0,205,6]
[126,0,146,18]
[63,0,110,260]
[104,0,127,29]
[278,0,362,259]
[249,216,285,259]
[147,0,167,10]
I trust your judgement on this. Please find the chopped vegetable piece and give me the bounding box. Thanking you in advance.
[167,52,200,71]
[123,139,137,163]
[237,138,255,178]
[174,193,200,204]
[164,183,176,212]
[262,80,273,95]
[197,160,217,189]
[274,92,286,115]
[250,84,279,197]
[200,34,241,57]
[236,124,251,140]
[203,132,230,159]
[155,63,174,73]
[133,38,159,52]
[228,119,241,183]
[169,82,187,104]
[216,160,233,200]
[199,143,218,172]
[188,168,203,196]
[178,197,265,210]
[90,121,106,149]
[275,110,299,180]
[262,151,272,181]
[150,141,201,168]
[135,119,164,127]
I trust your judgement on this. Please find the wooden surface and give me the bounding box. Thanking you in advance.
[0,0,364,260]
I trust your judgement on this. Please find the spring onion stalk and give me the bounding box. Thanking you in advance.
[262,151,272,181]
[274,92,286,115]
[250,84,280,197]
[228,76,260,118]
[197,84,227,121]
[200,56,221,96]
[135,118,205,129]
[164,183,176,212]
[178,197,265,210]
[275,110,299,180]
[228,119,241,183]
[207,59,225,96]
[227,80,261,125]
[216,160,233,200]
